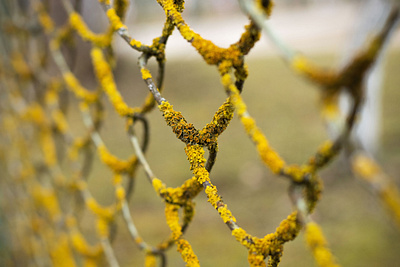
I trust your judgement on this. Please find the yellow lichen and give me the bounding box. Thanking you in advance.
[130,39,142,48]
[10,52,32,80]
[218,205,236,223]
[381,186,400,227]
[86,197,114,220]
[115,186,125,201]
[97,144,136,173]
[204,185,220,206]
[283,165,305,182]
[141,68,152,80]
[41,129,57,166]
[177,239,200,267]
[305,222,340,267]
[63,72,98,103]
[69,12,112,47]
[291,54,311,73]
[165,204,182,240]
[51,110,69,133]
[275,211,300,242]
[321,95,340,120]
[91,47,138,116]
[352,154,380,178]
[69,227,103,257]
[32,185,61,221]
[37,9,54,34]
[144,253,157,267]
[97,218,110,238]
[113,0,130,20]
[248,253,266,267]
[152,178,166,194]
[106,8,127,31]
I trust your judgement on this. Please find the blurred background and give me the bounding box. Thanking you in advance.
[2,0,400,266]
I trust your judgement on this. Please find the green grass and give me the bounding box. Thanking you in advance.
[69,49,400,266]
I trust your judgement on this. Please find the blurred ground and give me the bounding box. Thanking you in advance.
[68,2,400,266]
